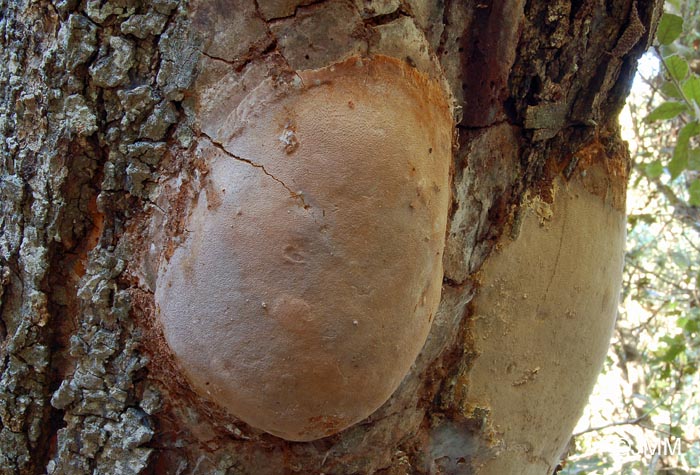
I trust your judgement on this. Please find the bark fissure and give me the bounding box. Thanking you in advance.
[263,0,333,23]
[610,1,646,57]
[200,39,279,72]
[436,0,454,59]
[456,118,514,131]
[362,4,411,27]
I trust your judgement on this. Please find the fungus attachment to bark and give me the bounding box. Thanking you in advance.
[155,56,454,441]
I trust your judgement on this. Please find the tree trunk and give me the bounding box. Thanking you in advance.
[0,0,661,474]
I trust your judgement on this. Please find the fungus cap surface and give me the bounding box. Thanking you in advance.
[155,56,453,441]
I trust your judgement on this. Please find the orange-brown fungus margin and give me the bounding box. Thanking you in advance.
[528,130,630,214]
[567,136,630,212]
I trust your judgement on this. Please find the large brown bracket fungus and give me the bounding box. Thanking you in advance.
[155,56,454,441]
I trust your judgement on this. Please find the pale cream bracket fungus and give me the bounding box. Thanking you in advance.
[155,56,454,441]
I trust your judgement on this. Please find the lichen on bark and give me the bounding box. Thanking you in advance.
[1,0,182,474]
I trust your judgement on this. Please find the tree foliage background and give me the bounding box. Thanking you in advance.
[563,0,700,473]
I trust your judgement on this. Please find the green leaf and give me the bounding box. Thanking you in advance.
[646,160,664,178]
[663,344,683,362]
[680,313,700,333]
[689,179,700,206]
[682,75,700,105]
[668,121,700,179]
[689,148,700,170]
[661,81,683,99]
[668,156,685,179]
[665,55,689,81]
[645,101,687,122]
[657,13,684,45]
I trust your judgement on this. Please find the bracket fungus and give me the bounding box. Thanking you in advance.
[155,56,453,441]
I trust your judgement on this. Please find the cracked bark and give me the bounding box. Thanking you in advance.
[0,0,661,474]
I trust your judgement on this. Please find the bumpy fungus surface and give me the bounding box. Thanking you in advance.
[155,57,453,441]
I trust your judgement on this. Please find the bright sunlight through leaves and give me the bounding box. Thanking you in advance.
[561,1,700,473]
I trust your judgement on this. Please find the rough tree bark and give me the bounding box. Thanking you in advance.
[0,0,661,474]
